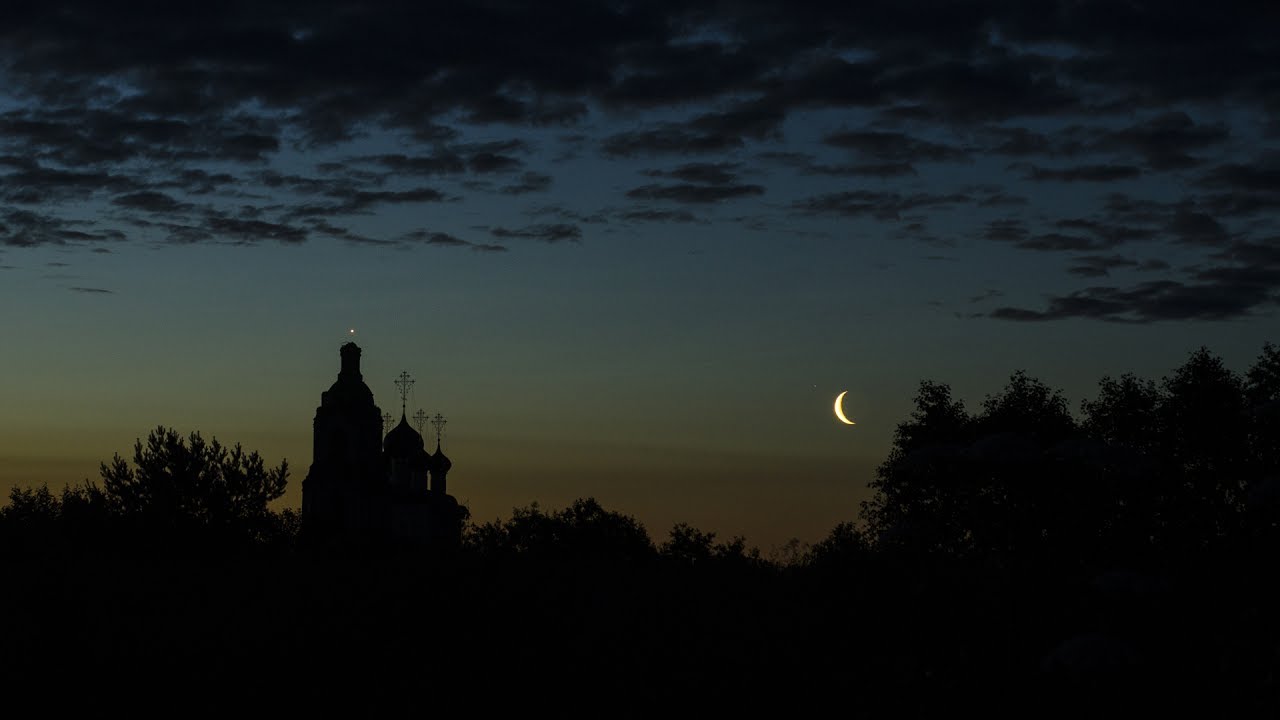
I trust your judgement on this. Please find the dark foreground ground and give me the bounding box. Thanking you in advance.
[3,521,1276,716]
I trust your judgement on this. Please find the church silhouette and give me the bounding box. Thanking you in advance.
[302,342,464,545]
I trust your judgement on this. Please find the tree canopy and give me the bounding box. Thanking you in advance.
[99,426,288,533]
[465,497,655,563]
[862,345,1280,564]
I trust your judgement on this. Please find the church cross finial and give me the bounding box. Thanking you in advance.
[394,371,414,415]
[381,412,393,434]
[430,412,447,445]
[412,409,428,435]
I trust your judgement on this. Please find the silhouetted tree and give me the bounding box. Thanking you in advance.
[466,497,654,563]
[1082,373,1162,452]
[804,521,871,569]
[1080,373,1164,558]
[661,521,717,565]
[99,425,288,534]
[862,345,1280,566]
[1,484,60,524]
[970,371,1082,561]
[660,522,763,569]
[1244,343,1280,545]
[1155,348,1250,548]
[861,380,973,555]
[1246,344,1280,476]
[0,482,111,541]
[863,372,1092,561]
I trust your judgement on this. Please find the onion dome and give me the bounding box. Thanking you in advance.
[431,440,452,472]
[384,414,424,457]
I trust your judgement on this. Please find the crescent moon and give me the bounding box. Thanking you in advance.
[833,391,856,425]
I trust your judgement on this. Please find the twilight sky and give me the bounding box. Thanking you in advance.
[1,1,1277,549]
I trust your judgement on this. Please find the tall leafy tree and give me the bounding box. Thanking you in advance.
[862,380,974,555]
[1244,343,1280,542]
[99,426,288,532]
[1080,373,1164,556]
[1246,343,1280,475]
[1156,348,1249,546]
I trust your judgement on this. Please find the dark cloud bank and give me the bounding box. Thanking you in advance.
[0,1,1276,321]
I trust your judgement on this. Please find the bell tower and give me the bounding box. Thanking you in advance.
[302,342,385,531]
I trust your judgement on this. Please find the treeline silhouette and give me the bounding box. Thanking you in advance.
[2,345,1277,712]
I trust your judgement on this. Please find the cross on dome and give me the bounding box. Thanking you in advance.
[393,371,414,416]
[430,412,447,445]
